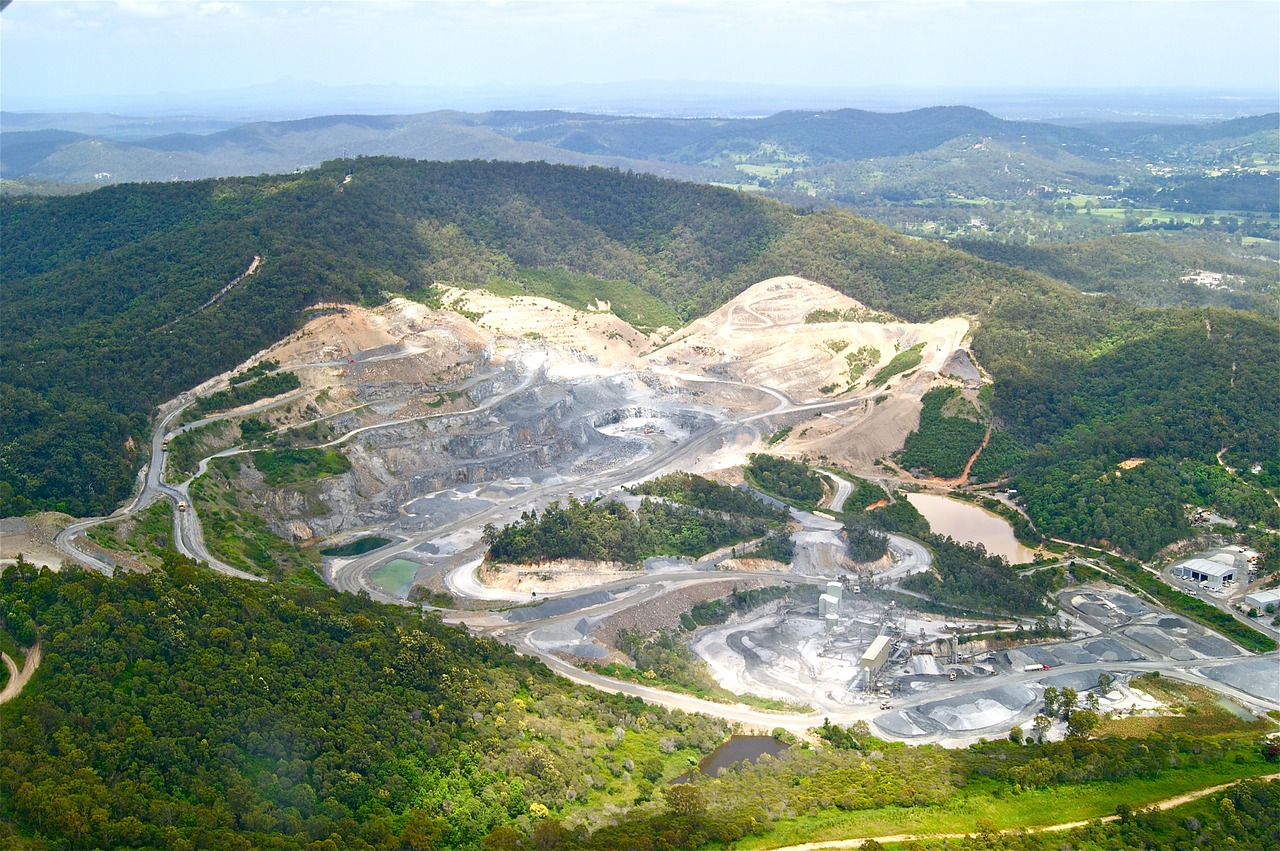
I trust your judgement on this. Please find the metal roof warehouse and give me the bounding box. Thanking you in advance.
[1173,557,1236,590]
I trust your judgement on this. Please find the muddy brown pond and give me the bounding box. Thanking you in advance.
[906,492,1039,564]
[673,735,789,783]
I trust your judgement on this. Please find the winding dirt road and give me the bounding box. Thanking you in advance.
[0,643,41,705]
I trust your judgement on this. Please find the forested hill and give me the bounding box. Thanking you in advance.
[0,156,1028,516]
[2,158,1276,564]
[6,106,1274,186]
[985,308,1279,558]
[0,553,732,848]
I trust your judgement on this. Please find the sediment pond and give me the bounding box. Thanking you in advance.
[674,735,789,782]
[370,558,420,597]
[906,493,1038,564]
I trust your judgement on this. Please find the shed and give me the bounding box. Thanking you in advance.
[1244,589,1280,611]
[1173,557,1236,590]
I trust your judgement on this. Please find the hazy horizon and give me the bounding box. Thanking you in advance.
[2,1,1277,122]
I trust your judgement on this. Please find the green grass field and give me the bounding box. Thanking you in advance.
[499,268,682,331]
[735,163,798,179]
[736,759,1276,849]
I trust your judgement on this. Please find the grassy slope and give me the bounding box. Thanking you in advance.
[738,762,1276,848]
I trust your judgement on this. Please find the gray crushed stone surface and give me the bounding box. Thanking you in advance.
[506,590,615,623]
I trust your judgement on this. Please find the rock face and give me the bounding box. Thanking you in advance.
[212,278,980,547]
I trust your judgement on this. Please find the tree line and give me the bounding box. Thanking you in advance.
[482,495,780,566]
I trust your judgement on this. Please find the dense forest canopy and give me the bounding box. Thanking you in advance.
[4,556,1275,850]
[0,555,731,849]
[481,493,782,566]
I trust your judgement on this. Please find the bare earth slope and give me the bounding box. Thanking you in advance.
[655,276,971,467]
[68,275,973,587]
[172,276,973,552]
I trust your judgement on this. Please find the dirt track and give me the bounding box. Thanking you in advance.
[0,643,42,705]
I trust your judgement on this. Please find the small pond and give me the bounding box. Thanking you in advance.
[1216,696,1258,721]
[370,558,420,597]
[907,493,1039,564]
[673,735,789,783]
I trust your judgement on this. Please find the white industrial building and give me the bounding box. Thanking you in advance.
[1173,557,1236,590]
[819,580,843,627]
[1244,588,1280,611]
[860,635,892,673]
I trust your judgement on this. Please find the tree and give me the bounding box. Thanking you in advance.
[1058,687,1078,719]
[664,784,706,817]
[1032,714,1052,743]
[400,811,447,850]
[1042,686,1059,717]
[1066,709,1100,738]
[483,827,525,851]
[1009,725,1023,745]
[529,819,579,851]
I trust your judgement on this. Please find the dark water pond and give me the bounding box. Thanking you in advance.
[673,735,789,783]
[320,536,392,557]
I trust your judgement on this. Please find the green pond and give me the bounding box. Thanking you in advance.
[320,536,393,557]
[370,559,420,597]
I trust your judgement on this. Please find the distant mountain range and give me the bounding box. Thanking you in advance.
[4,106,1276,189]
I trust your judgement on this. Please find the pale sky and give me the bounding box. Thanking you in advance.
[2,0,1278,115]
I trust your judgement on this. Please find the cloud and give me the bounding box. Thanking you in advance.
[199,1,241,15]
[114,0,173,17]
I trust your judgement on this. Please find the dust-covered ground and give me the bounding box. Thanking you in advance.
[0,513,74,569]
[173,275,972,555]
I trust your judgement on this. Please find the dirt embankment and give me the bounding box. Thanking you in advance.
[716,556,790,572]
[655,276,970,403]
[595,578,776,648]
[0,513,75,570]
[480,558,641,594]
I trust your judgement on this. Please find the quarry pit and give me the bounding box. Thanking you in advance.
[54,275,1277,743]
